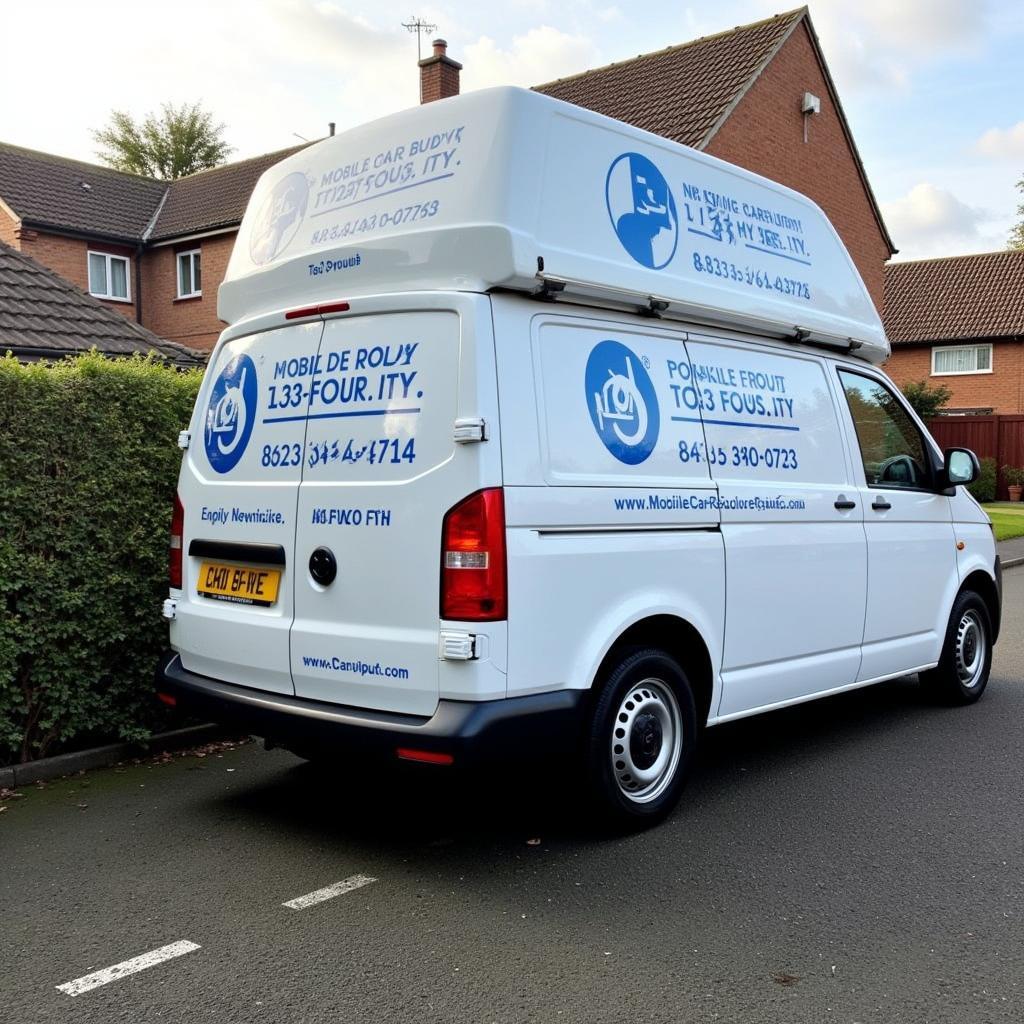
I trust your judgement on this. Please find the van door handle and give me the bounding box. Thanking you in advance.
[871,498,892,511]
[834,497,856,511]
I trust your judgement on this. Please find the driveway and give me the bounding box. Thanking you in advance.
[3,568,1022,1023]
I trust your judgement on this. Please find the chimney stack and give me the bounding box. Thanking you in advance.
[419,38,461,104]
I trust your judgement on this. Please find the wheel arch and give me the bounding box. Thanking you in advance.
[960,568,1000,643]
[592,615,716,728]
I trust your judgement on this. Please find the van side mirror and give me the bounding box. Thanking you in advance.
[940,447,980,490]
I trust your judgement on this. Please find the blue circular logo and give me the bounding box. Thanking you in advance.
[585,340,659,465]
[605,152,678,270]
[249,171,309,265]
[204,354,258,474]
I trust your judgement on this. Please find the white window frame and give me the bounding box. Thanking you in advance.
[87,250,131,302]
[931,343,993,376]
[176,248,202,299]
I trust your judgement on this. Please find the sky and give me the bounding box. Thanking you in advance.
[2,0,1022,262]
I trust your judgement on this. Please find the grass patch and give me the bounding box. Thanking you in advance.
[982,503,1024,542]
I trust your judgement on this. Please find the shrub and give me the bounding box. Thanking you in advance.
[969,457,997,504]
[1002,465,1024,488]
[0,352,202,763]
[901,379,952,421]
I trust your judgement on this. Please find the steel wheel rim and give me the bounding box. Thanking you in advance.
[955,609,986,689]
[609,677,682,804]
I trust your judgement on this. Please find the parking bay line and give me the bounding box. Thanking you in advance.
[56,940,201,997]
[282,874,377,910]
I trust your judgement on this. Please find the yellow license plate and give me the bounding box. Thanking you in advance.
[197,561,281,606]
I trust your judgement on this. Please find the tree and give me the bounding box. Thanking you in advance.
[902,379,952,420]
[1010,174,1024,250]
[93,102,232,180]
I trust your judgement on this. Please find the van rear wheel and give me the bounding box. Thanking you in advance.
[919,590,993,705]
[585,648,697,828]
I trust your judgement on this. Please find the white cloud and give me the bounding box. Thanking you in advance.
[974,121,1024,160]
[461,26,598,90]
[804,0,990,94]
[882,182,1005,259]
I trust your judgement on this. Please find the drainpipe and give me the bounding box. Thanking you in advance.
[135,242,144,325]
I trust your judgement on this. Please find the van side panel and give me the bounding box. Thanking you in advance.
[495,299,725,703]
[503,515,725,699]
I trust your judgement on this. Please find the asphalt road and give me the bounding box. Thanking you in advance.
[3,570,1023,1024]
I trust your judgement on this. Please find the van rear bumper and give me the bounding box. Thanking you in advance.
[156,652,586,763]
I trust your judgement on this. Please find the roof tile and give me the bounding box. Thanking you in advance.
[534,10,804,148]
[0,143,166,240]
[883,251,1024,344]
[148,144,310,241]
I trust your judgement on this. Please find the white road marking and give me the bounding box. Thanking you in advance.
[56,940,200,997]
[282,873,377,910]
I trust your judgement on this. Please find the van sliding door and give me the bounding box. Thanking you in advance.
[688,335,868,717]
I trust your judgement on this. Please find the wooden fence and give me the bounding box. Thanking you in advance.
[926,415,1024,499]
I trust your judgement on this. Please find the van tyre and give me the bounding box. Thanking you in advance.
[920,590,992,705]
[585,648,697,828]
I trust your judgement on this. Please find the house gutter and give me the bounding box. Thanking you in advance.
[137,187,171,326]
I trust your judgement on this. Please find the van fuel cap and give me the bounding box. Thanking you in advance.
[309,547,337,586]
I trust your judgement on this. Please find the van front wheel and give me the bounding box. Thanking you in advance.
[585,648,697,827]
[919,590,993,705]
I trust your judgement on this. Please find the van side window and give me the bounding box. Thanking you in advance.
[838,370,930,490]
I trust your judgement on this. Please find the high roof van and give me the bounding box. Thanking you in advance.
[157,88,1000,825]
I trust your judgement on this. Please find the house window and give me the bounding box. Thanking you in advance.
[87,251,130,301]
[931,344,992,376]
[177,249,202,298]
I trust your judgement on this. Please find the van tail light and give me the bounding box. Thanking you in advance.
[285,301,350,320]
[396,747,455,765]
[170,494,184,589]
[440,488,507,621]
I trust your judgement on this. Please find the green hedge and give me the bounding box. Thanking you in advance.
[0,353,203,764]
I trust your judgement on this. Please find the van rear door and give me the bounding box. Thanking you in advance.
[171,320,323,695]
[289,297,494,717]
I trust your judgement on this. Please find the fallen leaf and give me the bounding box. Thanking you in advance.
[773,972,800,987]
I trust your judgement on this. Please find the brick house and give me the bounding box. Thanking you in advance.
[0,7,893,353]
[883,250,1024,415]
[0,143,307,352]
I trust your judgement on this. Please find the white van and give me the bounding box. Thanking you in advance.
[158,88,1000,825]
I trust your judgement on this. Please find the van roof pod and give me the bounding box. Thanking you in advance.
[222,87,888,364]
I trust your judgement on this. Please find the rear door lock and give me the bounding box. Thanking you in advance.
[309,547,337,586]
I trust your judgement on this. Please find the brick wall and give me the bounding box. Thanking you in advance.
[140,232,234,351]
[885,342,1024,415]
[419,40,461,104]
[0,207,18,246]
[706,21,891,311]
[16,229,139,321]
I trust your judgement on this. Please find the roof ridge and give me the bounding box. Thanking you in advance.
[533,7,806,91]
[168,142,315,184]
[0,140,162,183]
[887,249,1024,269]
[0,138,314,189]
